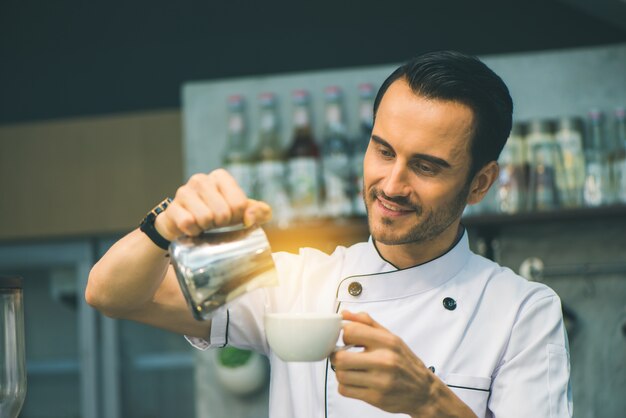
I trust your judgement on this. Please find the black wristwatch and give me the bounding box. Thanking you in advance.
[139,197,173,250]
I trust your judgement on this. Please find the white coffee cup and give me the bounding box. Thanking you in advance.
[264,312,344,362]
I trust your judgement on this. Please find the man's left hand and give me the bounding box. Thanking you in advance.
[330,310,477,418]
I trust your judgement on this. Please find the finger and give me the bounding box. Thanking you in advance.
[341,320,397,350]
[335,367,403,394]
[332,347,391,372]
[174,183,223,232]
[160,202,201,237]
[196,190,234,228]
[154,205,185,242]
[187,172,235,227]
[333,368,370,388]
[341,310,384,329]
[175,189,220,231]
[243,199,273,227]
[212,170,249,222]
[341,311,397,348]
[336,383,374,404]
[336,383,404,415]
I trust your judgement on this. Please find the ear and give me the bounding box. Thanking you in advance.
[467,161,499,205]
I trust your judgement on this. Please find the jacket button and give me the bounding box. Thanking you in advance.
[443,297,457,311]
[348,282,363,297]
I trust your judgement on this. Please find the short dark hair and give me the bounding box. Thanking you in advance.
[373,50,513,178]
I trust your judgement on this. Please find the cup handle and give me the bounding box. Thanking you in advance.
[334,321,358,354]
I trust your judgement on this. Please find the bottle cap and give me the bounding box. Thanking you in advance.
[292,89,310,104]
[258,92,276,106]
[227,95,244,109]
[324,86,342,100]
[588,109,603,122]
[358,83,375,97]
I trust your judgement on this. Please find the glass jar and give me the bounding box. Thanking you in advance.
[610,107,626,203]
[1,276,26,418]
[583,110,610,207]
[497,122,527,214]
[526,119,562,211]
[554,117,586,208]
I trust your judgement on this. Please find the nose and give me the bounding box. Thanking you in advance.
[381,161,411,198]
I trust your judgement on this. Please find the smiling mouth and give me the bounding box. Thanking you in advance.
[376,197,415,215]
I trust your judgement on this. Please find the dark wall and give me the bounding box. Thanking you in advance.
[2,0,625,124]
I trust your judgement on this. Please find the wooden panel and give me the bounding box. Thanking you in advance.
[0,110,183,240]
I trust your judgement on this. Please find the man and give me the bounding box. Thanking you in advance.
[87,51,572,417]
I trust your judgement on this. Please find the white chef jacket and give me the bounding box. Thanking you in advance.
[188,230,572,418]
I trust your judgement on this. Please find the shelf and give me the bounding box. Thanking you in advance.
[266,204,626,236]
[264,204,626,254]
[462,204,626,229]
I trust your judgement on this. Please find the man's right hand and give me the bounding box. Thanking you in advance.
[155,169,272,241]
[86,168,271,338]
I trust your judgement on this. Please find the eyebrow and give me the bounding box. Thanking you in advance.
[371,135,452,168]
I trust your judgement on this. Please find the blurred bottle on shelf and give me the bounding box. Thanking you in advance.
[520,120,532,201]
[253,92,292,224]
[321,86,352,218]
[527,119,562,211]
[554,116,586,208]
[222,95,254,197]
[352,83,375,216]
[496,122,526,214]
[286,90,322,220]
[610,107,626,203]
[583,109,610,207]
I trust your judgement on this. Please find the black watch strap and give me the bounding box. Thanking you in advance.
[139,197,173,250]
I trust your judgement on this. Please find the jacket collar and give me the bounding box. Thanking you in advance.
[337,229,471,302]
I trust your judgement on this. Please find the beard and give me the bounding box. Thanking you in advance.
[364,179,471,246]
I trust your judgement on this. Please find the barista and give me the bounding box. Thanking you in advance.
[87,51,572,417]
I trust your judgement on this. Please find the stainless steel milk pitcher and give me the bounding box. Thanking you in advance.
[170,225,278,321]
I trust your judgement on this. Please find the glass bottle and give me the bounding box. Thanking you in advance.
[222,95,254,197]
[321,86,352,218]
[286,90,321,220]
[583,110,610,207]
[253,92,292,224]
[554,117,586,208]
[527,119,561,211]
[496,122,526,214]
[610,107,626,203]
[352,83,375,216]
[0,276,26,418]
